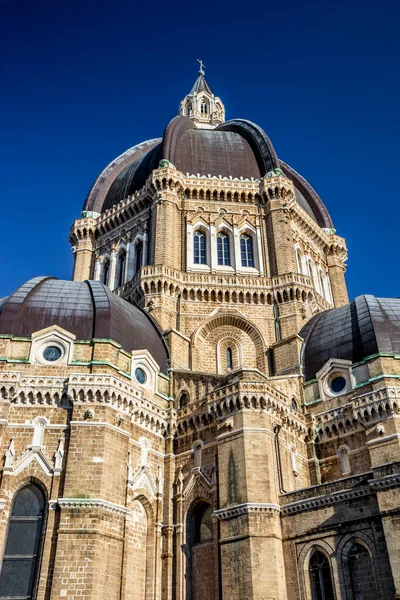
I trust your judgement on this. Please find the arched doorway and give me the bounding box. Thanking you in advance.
[185,500,214,600]
[0,483,46,600]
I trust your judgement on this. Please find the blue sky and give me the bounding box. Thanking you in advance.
[1,0,399,300]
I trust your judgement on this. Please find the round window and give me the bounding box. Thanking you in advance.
[135,367,147,385]
[43,346,62,362]
[330,375,346,394]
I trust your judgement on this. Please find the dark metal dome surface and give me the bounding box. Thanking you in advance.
[83,116,333,228]
[300,295,400,381]
[0,277,169,373]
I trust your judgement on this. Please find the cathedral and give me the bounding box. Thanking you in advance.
[0,64,399,600]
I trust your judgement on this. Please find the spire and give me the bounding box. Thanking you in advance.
[179,60,225,129]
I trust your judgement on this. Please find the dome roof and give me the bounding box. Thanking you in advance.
[300,295,400,381]
[83,116,333,228]
[0,277,169,373]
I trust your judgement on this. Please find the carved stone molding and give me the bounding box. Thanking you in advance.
[214,502,280,520]
[58,498,130,515]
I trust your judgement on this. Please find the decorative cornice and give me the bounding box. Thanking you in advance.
[58,498,130,514]
[281,486,372,516]
[369,473,400,491]
[214,502,280,520]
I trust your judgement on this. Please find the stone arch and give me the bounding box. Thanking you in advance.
[184,497,215,600]
[124,490,156,600]
[337,532,384,600]
[0,477,49,600]
[191,311,267,373]
[298,540,339,600]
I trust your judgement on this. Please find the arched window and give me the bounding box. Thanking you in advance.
[227,347,233,370]
[102,259,110,286]
[291,398,298,411]
[200,101,208,114]
[240,234,254,267]
[135,241,143,274]
[117,251,126,288]
[179,392,189,409]
[217,232,230,266]
[186,501,214,600]
[0,484,46,600]
[309,549,335,600]
[193,231,206,264]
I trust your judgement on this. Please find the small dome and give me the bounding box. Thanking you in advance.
[300,295,400,381]
[0,277,169,373]
[83,116,333,228]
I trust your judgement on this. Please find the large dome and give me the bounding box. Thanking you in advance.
[300,295,400,381]
[0,277,169,373]
[83,116,333,228]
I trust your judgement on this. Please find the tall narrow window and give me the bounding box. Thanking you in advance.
[193,231,206,265]
[217,233,230,266]
[135,241,143,273]
[200,101,208,114]
[102,260,110,286]
[0,484,46,600]
[309,549,335,600]
[117,251,126,288]
[240,234,254,267]
[227,347,233,370]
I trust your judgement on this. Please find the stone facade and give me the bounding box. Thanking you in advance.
[0,69,398,600]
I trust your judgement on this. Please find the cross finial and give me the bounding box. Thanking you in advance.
[197,58,205,75]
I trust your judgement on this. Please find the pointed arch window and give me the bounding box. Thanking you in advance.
[117,250,126,288]
[0,484,46,600]
[240,234,254,267]
[102,259,110,286]
[217,233,230,266]
[135,241,143,274]
[193,231,206,264]
[200,101,208,114]
[309,549,335,600]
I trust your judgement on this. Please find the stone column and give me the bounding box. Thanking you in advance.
[124,242,131,282]
[256,224,265,275]
[109,250,117,290]
[143,232,149,266]
[264,197,296,276]
[94,257,101,281]
[210,225,217,272]
[70,217,97,282]
[327,252,348,307]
